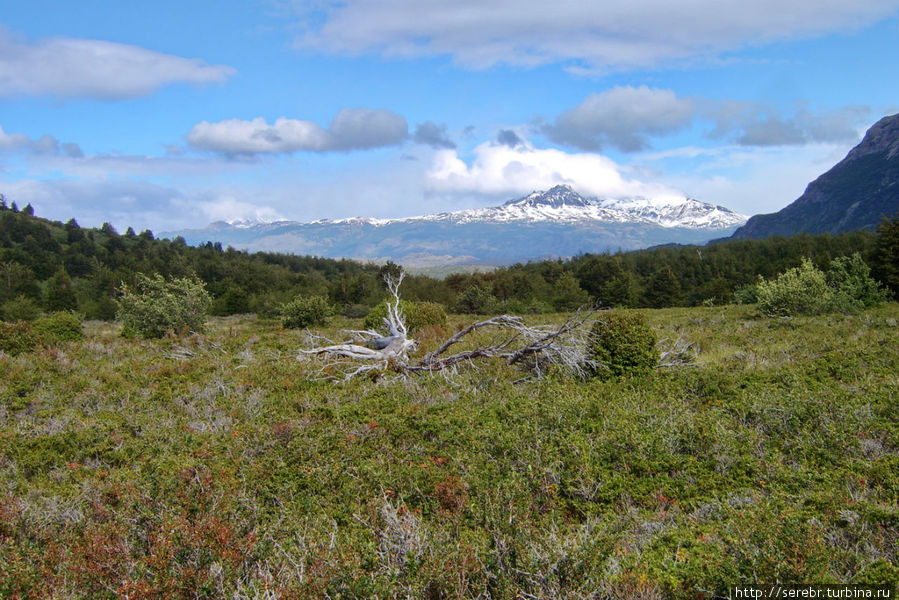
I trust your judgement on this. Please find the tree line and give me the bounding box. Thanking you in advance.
[0,195,895,322]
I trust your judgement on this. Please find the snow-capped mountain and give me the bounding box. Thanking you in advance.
[163,186,747,266]
[311,185,745,229]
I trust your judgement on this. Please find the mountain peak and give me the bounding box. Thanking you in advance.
[844,112,899,162]
[505,184,591,208]
[732,112,899,239]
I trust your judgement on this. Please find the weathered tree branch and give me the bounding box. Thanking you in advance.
[298,276,694,382]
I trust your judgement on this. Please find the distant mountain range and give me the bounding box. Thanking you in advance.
[732,112,899,239]
[164,185,746,266]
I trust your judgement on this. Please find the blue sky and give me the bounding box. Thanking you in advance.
[1,0,898,232]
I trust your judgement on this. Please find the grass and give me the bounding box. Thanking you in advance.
[0,304,897,598]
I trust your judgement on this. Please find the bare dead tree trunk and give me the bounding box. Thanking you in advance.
[299,275,694,382]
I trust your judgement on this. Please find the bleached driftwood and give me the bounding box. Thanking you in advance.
[299,274,696,382]
[299,273,417,380]
[299,272,600,382]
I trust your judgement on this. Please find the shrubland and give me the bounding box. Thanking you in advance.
[1,300,897,598]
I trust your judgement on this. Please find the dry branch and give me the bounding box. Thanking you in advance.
[298,275,695,382]
[298,273,601,381]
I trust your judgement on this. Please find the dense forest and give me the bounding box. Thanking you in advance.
[0,195,895,322]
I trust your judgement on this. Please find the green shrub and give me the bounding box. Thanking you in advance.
[343,303,370,319]
[588,311,658,379]
[455,284,498,314]
[0,321,41,355]
[1,295,41,322]
[33,312,83,342]
[756,255,887,317]
[826,253,888,311]
[409,301,448,331]
[281,295,334,329]
[363,300,447,334]
[733,283,759,305]
[116,273,212,338]
[756,259,831,317]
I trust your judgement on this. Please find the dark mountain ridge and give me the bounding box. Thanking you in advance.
[732,113,899,239]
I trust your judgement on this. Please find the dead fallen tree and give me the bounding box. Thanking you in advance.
[299,273,599,382]
[299,273,696,382]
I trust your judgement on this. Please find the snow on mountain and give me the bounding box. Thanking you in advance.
[322,185,747,229]
[163,186,747,266]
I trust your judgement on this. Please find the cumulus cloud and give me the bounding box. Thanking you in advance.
[426,137,684,202]
[0,125,84,157]
[187,109,408,155]
[412,121,456,149]
[707,102,870,146]
[288,0,899,71]
[0,26,234,100]
[544,86,695,152]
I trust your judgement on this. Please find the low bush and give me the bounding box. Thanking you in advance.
[826,253,888,311]
[116,273,212,338]
[733,284,758,305]
[757,255,887,317]
[588,311,658,379]
[756,259,830,317]
[33,312,83,342]
[363,300,447,334]
[281,295,334,329]
[1,295,41,322]
[454,284,498,314]
[0,321,41,355]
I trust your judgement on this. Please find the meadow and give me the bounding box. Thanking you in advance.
[1,303,897,598]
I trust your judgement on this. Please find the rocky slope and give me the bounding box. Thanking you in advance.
[732,113,899,239]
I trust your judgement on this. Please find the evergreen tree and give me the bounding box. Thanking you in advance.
[643,266,681,308]
[551,271,590,311]
[45,268,78,312]
[872,214,899,298]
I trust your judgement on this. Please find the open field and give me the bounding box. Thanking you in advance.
[1,304,898,598]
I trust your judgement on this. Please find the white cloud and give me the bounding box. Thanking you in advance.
[544,86,695,152]
[0,26,234,100]
[187,109,408,154]
[426,139,685,202]
[288,0,899,71]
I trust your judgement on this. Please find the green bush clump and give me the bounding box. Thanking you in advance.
[116,273,212,338]
[826,253,889,311]
[756,255,887,317]
[732,284,758,305]
[756,259,831,317]
[363,300,447,333]
[454,284,498,314]
[0,321,41,355]
[408,301,448,331]
[281,295,334,329]
[588,311,658,379]
[1,295,41,322]
[33,312,83,342]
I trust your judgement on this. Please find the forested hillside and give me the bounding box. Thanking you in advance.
[0,198,891,321]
